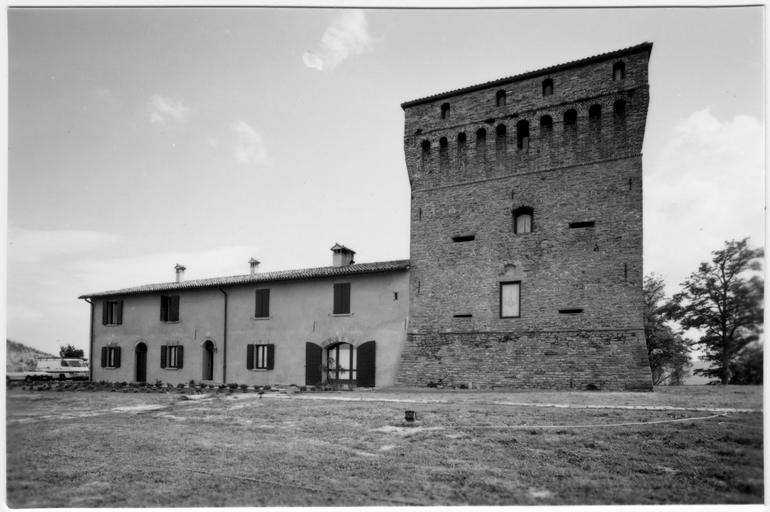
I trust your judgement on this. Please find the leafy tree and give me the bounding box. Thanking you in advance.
[59,344,85,359]
[668,239,764,385]
[728,343,763,385]
[643,274,692,385]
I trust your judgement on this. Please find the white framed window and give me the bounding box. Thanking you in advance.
[500,282,521,318]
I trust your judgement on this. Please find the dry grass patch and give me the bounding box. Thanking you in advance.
[6,388,763,506]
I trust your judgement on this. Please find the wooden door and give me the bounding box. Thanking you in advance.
[203,342,214,381]
[135,344,147,383]
[357,341,376,388]
[305,342,322,385]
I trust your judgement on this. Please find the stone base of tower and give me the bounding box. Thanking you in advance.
[395,329,653,391]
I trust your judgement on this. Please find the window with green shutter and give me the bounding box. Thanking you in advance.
[101,346,121,368]
[255,289,270,318]
[333,283,351,314]
[247,344,274,370]
[102,300,123,325]
[160,295,180,322]
[160,345,184,369]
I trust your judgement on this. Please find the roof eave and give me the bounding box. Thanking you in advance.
[77,260,411,299]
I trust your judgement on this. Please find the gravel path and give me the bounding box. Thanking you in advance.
[254,392,761,414]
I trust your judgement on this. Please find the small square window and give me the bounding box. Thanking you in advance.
[500,282,521,318]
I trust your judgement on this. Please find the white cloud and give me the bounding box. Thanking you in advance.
[8,227,123,263]
[645,108,764,294]
[7,241,266,357]
[149,95,191,124]
[232,120,271,166]
[303,52,324,71]
[303,10,374,71]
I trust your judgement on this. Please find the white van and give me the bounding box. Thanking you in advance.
[36,358,90,381]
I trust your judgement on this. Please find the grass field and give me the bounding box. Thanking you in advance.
[5,386,763,507]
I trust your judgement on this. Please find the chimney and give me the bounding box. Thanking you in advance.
[331,244,356,267]
[174,264,186,283]
[249,258,260,275]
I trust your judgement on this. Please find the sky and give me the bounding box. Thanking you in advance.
[5,6,765,378]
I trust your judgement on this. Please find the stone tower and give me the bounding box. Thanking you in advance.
[396,43,654,391]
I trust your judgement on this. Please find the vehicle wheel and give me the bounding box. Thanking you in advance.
[25,376,32,383]
[59,374,66,381]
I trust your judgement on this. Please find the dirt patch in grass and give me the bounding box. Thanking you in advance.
[6,387,763,506]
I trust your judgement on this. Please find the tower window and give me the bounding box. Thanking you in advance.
[441,103,450,119]
[540,115,553,134]
[495,124,507,155]
[589,104,602,122]
[516,120,529,150]
[513,206,533,234]
[542,79,553,97]
[476,128,486,144]
[500,282,521,318]
[457,132,467,150]
[496,90,507,107]
[613,61,626,81]
[439,136,449,167]
[614,100,626,118]
[564,109,577,129]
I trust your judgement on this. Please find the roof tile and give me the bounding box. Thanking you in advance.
[79,259,410,299]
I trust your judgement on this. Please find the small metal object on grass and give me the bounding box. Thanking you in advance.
[405,410,416,422]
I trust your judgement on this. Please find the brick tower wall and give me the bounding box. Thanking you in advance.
[396,45,654,391]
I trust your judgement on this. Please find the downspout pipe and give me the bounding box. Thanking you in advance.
[218,288,228,384]
[83,299,94,382]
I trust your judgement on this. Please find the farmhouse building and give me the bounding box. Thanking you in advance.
[79,248,409,387]
[80,43,654,390]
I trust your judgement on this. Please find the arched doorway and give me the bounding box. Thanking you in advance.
[202,340,215,381]
[135,343,147,383]
[326,343,357,384]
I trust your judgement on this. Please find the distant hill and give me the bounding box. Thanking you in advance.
[6,340,57,369]
[684,358,714,385]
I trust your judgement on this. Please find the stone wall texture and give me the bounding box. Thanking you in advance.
[395,44,654,391]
